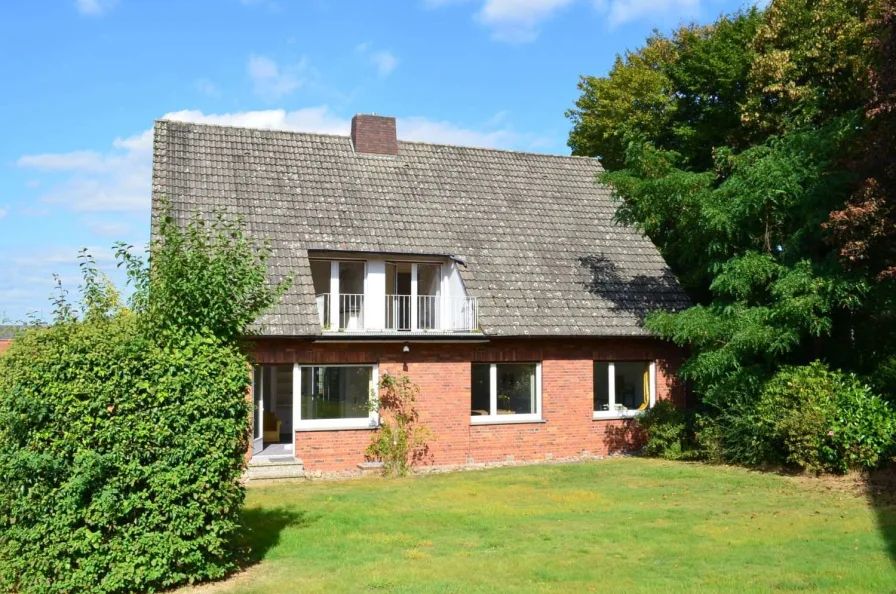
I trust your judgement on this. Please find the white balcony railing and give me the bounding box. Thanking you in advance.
[338,293,365,330]
[445,296,478,331]
[319,293,478,332]
[385,294,412,331]
[384,295,477,332]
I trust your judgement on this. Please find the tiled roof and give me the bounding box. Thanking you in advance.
[151,120,689,337]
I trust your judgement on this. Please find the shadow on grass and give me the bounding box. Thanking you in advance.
[239,507,317,566]
[865,466,896,567]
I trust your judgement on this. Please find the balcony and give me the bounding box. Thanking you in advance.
[311,257,479,334]
[385,295,478,332]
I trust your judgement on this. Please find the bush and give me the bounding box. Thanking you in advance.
[0,321,250,592]
[366,373,432,477]
[636,401,698,460]
[0,208,288,593]
[756,362,896,474]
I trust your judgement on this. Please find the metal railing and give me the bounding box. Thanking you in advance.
[445,296,478,331]
[385,295,477,331]
[338,293,365,330]
[385,294,412,331]
[319,293,478,332]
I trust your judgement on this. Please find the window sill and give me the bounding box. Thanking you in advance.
[470,416,545,426]
[295,420,379,432]
[593,410,645,421]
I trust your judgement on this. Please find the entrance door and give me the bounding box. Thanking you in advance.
[252,366,263,456]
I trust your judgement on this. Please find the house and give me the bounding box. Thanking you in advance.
[151,114,689,474]
[0,326,23,356]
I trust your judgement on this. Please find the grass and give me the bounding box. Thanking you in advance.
[186,459,896,593]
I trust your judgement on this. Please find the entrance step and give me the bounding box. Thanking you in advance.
[247,456,305,481]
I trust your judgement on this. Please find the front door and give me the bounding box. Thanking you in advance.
[252,366,263,456]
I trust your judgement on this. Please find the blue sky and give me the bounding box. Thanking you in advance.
[0,0,750,321]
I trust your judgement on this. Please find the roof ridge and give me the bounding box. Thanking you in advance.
[154,119,601,164]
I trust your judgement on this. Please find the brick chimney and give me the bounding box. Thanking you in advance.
[351,114,398,156]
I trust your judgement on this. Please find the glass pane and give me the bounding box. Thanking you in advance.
[301,366,371,420]
[594,362,610,412]
[495,363,536,415]
[615,362,649,410]
[417,264,441,296]
[339,261,365,294]
[471,364,491,415]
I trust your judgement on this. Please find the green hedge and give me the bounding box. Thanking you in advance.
[0,318,251,592]
[0,207,289,593]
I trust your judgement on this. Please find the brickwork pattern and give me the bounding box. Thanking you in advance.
[253,338,684,472]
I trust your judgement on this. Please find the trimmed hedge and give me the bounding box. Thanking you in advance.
[0,318,250,592]
[0,318,251,592]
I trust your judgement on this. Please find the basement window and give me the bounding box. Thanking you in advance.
[296,365,379,431]
[593,361,656,420]
[470,362,542,424]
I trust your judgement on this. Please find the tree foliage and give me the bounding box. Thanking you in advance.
[569,0,896,469]
[0,205,288,592]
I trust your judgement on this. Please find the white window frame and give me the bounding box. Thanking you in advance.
[470,362,542,425]
[294,363,379,431]
[593,361,656,420]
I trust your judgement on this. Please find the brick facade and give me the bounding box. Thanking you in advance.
[252,337,685,472]
[0,340,11,356]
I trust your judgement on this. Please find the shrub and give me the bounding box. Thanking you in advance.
[636,400,699,460]
[366,373,432,477]
[0,321,250,592]
[756,362,896,474]
[0,207,288,593]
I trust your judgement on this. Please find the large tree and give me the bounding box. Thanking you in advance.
[567,0,894,412]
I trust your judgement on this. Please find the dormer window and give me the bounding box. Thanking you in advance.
[309,254,478,334]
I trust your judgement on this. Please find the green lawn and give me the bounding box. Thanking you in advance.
[188,459,896,593]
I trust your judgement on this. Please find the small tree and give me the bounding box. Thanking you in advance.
[366,373,432,477]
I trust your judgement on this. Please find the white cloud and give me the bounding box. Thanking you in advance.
[428,0,702,39]
[17,151,107,173]
[247,55,307,101]
[75,0,116,16]
[596,0,701,27]
[370,51,398,77]
[476,0,574,42]
[83,218,134,237]
[162,107,351,135]
[355,43,399,77]
[400,116,519,148]
[194,77,220,97]
[0,207,7,221]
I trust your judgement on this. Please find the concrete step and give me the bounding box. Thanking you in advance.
[247,456,305,481]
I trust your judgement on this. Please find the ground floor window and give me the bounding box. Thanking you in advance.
[297,365,378,430]
[471,362,542,423]
[594,361,656,419]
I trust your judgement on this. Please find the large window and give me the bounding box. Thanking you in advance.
[594,361,656,419]
[471,362,542,423]
[297,365,378,430]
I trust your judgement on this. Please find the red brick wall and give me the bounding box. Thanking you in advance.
[0,340,11,356]
[252,337,685,471]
